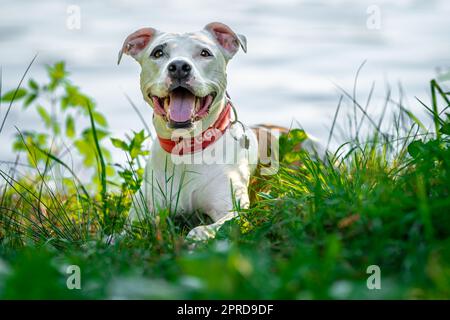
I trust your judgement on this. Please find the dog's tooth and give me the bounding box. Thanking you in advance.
[164,97,169,110]
[194,97,200,112]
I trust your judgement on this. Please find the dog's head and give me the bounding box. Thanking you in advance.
[118,22,246,136]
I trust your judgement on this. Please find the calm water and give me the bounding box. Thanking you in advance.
[1,0,449,170]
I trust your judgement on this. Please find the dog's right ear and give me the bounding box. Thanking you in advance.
[118,28,156,65]
[204,22,247,60]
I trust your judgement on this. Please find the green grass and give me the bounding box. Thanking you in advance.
[0,62,449,299]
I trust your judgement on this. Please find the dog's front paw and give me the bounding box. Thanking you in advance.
[186,225,216,241]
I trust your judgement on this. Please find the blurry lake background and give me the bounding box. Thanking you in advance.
[1,0,449,175]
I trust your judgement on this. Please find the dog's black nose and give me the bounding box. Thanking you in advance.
[168,60,192,80]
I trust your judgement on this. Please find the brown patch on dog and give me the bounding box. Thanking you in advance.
[251,123,292,163]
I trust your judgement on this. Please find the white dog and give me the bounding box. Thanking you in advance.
[118,22,260,240]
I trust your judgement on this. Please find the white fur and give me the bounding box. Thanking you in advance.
[129,122,258,240]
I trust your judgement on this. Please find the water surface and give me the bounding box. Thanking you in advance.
[1,0,449,169]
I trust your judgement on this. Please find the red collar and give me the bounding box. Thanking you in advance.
[157,101,232,155]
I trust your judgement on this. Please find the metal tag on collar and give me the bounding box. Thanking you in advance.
[240,135,250,149]
[226,91,249,150]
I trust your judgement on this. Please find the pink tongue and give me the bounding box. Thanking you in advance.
[169,90,195,122]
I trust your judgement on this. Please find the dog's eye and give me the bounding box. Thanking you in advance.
[200,49,212,57]
[151,49,164,59]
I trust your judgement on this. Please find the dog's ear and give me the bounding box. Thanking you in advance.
[118,27,157,65]
[204,22,247,60]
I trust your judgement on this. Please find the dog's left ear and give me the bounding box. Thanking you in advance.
[204,22,247,60]
[118,27,157,65]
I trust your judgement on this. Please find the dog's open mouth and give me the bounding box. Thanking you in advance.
[151,87,215,129]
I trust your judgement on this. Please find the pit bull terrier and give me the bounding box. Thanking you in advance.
[118,22,260,240]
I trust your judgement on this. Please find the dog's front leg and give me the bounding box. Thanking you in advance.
[186,211,239,241]
[186,181,250,241]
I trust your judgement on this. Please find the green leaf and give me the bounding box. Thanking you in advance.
[36,105,52,127]
[60,97,69,110]
[74,139,96,167]
[23,93,37,109]
[408,140,425,159]
[65,115,76,138]
[1,88,27,102]
[440,115,450,136]
[279,129,308,162]
[52,121,61,135]
[47,61,67,91]
[128,130,149,159]
[132,130,146,145]
[82,128,109,141]
[12,132,49,166]
[61,83,96,111]
[28,79,39,91]
[288,129,308,145]
[440,123,450,136]
[111,138,128,151]
[93,111,108,127]
[130,146,140,159]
